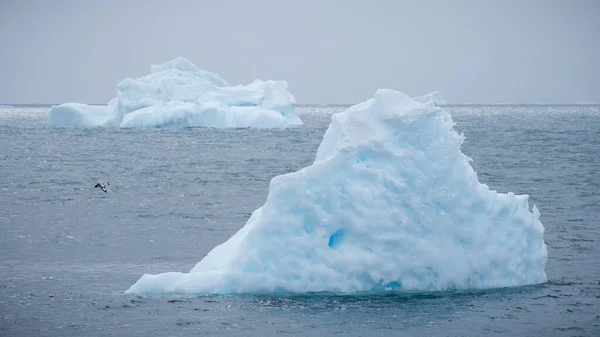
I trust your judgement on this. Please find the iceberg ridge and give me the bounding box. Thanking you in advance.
[412,90,446,106]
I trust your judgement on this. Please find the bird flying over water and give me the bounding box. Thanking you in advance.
[94,181,109,193]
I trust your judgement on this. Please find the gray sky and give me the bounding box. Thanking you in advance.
[0,0,598,104]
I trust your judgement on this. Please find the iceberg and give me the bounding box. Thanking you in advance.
[48,57,302,128]
[412,90,446,106]
[47,101,117,127]
[126,89,547,295]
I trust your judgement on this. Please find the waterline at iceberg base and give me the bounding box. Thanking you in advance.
[48,57,302,129]
[126,89,548,295]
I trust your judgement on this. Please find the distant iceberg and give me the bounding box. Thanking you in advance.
[48,57,302,128]
[126,89,547,295]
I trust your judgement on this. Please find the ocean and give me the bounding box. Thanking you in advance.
[0,105,599,336]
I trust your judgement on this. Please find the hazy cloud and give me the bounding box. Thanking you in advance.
[0,0,598,104]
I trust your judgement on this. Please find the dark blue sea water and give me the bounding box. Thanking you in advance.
[1,105,599,336]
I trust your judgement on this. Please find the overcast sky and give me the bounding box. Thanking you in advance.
[0,0,598,104]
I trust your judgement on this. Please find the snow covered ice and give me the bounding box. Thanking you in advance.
[126,89,548,295]
[47,57,302,128]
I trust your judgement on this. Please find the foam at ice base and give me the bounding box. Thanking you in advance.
[126,89,547,295]
[48,57,302,128]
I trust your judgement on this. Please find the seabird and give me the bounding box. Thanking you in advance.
[94,181,109,193]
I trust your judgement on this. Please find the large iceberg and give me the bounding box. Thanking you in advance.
[48,57,302,128]
[126,89,547,295]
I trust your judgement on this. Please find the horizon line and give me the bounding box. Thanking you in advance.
[2,102,599,107]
